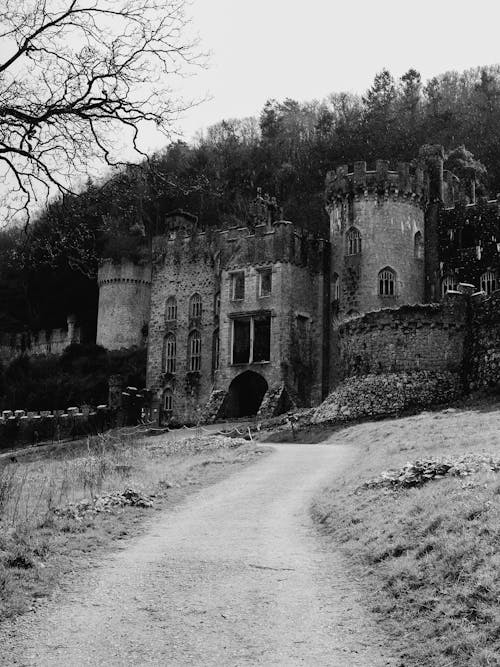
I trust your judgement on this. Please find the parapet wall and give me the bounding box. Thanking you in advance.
[325,160,427,202]
[0,316,80,365]
[337,289,500,393]
[152,221,329,274]
[0,405,114,450]
[338,294,468,378]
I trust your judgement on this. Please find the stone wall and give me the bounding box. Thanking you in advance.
[147,231,217,425]
[337,293,468,379]
[469,291,500,390]
[0,315,81,364]
[147,219,329,424]
[0,405,114,450]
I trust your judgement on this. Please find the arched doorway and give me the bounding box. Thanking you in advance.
[222,371,268,418]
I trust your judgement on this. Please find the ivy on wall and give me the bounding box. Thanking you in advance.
[439,200,500,285]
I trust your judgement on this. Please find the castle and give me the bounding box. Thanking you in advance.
[94,145,500,424]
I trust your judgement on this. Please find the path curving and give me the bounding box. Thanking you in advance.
[2,443,394,666]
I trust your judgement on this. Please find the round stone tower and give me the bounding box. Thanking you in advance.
[325,160,427,318]
[96,258,152,350]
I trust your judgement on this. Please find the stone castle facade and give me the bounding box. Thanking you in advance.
[95,146,500,424]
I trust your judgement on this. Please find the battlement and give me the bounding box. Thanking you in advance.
[325,160,427,201]
[151,219,329,274]
[442,194,500,216]
[98,258,152,286]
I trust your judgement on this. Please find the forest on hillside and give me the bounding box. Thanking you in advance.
[1,65,500,336]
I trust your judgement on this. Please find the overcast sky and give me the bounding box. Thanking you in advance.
[170,0,500,143]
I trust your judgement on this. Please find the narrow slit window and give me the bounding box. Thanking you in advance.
[213,329,220,371]
[414,231,424,260]
[163,390,173,414]
[258,269,272,297]
[332,273,340,301]
[231,272,245,300]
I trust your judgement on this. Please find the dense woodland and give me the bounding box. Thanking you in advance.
[1,65,500,338]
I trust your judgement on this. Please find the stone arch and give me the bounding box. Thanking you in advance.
[222,371,268,418]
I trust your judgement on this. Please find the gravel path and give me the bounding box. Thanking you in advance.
[1,443,394,666]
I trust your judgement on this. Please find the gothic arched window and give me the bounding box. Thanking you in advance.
[165,296,177,322]
[378,267,396,296]
[480,270,497,295]
[188,330,202,371]
[346,227,362,256]
[189,293,202,319]
[163,333,176,374]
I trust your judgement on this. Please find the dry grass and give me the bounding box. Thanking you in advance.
[0,429,265,620]
[312,401,500,667]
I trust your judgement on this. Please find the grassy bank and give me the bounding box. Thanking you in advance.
[0,428,267,620]
[312,403,500,666]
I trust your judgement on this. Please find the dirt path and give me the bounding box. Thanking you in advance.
[1,443,394,666]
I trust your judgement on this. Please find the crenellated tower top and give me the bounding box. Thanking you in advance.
[325,160,427,203]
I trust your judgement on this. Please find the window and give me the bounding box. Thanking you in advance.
[163,389,173,415]
[414,231,424,260]
[332,273,340,301]
[258,268,272,297]
[163,334,176,374]
[189,293,202,319]
[378,268,396,296]
[442,275,457,297]
[214,292,221,317]
[346,227,362,255]
[480,270,497,295]
[165,296,177,322]
[232,314,271,364]
[188,330,201,371]
[212,329,220,371]
[231,272,245,300]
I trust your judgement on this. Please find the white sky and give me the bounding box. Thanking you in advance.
[169,0,500,143]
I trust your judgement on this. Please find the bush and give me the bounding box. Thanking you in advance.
[0,345,146,411]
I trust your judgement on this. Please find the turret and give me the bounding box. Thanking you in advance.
[96,258,152,350]
[325,159,426,318]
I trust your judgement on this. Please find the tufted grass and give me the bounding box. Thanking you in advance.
[0,430,266,621]
[312,402,500,666]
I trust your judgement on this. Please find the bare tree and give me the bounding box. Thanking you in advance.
[0,0,204,221]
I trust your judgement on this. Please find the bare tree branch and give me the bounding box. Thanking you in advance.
[0,0,206,223]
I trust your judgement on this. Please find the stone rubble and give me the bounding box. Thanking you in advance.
[361,453,500,490]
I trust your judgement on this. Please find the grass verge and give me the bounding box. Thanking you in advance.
[0,429,268,621]
[312,402,500,667]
